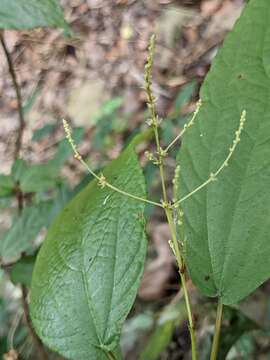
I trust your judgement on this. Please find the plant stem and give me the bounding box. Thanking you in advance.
[164,99,202,154]
[160,157,197,360]
[165,208,197,360]
[153,110,197,359]
[63,119,163,209]
[210,299,224,360]
[154,112,197,357]
[152,106,197,359]
[101,178,163,208]
[107,351,117,360]
[144,34,197,360]
[0,31,25,159]
[153,127,167,203]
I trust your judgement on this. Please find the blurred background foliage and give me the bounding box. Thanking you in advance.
[1,0,269,359]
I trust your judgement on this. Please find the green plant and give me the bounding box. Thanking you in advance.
[1,0,270,359]
[0,0,70,32]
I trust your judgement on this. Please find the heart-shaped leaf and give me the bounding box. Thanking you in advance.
[0,175,14,197]
[30,145,147,359]
[176,0,270,305]
[0,0,69,31]
[0,202,54,261]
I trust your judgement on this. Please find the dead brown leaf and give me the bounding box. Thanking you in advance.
[3,349,18,360]
[139,223,175,301]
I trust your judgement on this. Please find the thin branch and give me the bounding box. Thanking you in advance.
[164,99,202,154]
[63,119,163,208]
[0,31,25,159]
[174,110,246,207]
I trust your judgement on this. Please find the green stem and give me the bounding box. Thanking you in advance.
[104,180,162,208]
[181,271,197,360]
[165,208,197,360]
[153,128,168,203]
[152,103,197,360]
[164,99,202,154]
[144,34,197,360]
[107,351,117,360]
[210,299,224,360]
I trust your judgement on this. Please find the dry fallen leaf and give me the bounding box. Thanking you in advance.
[200,0,223,17]
[139,223,175,301]
[202,0,244,36]
[3,349,18,360]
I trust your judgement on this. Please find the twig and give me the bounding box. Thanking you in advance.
[0,31,25,159]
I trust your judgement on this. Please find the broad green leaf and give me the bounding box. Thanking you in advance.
[10,255,36,287]
[99,97,123,117]
[32,123,57,142]
[176,0,270,304]
[11,159,28,183]
[12,128,84,194]
[218,307,258,360]
[12,158,59,193]
[0,0,69,31]
[49,184,73,215]
[0,202,53,260]
[121,312,154,354]
[0,184,75,261]
[0,175,14,197]
[19,163,60,193]
[233,333,255,358]
[141,322,174,360]
[92,98,124,151]
[174,80,196,113]
[30,145,147,359]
